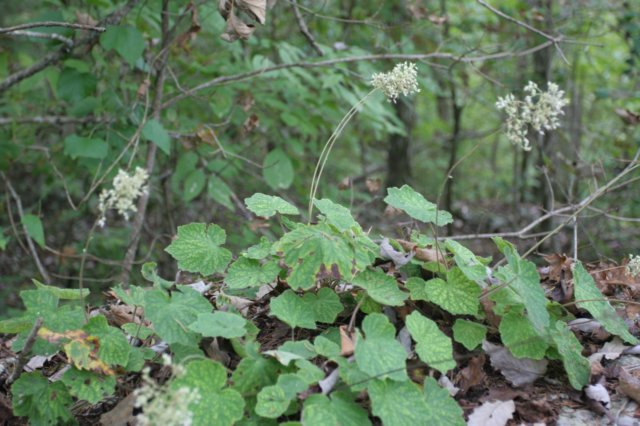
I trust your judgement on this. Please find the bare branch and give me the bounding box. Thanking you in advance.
[2,173,52,284]
[163,41,555,109]
[6,318,43,385]
[0,21,105,34]
[290,0,323,56]
[0,115,113,126]
[2,30,73,47]
[0,0,141,94]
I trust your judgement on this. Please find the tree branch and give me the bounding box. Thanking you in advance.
[163,41,555,109]
[2,30,73,47]
[1,173,51,284]
[0,21,105,34]
[290,0,323,56]
[0,0,141,94]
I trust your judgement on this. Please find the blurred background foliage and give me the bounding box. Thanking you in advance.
[0,0,638,314]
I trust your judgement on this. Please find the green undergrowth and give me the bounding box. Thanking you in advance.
[2,185,636,425]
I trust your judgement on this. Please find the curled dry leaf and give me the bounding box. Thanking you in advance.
[396,239,447,264]
[339,325,355,356]
[379,238,415,268]
[483,340,548,387]
[619,367,640,404]
[218,0,268,42]
[467,399,516,426]
[588,337,627,363]
[456,354,486,393]
[221,12,256,42]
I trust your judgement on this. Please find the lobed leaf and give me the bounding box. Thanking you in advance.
[165,223,232,276]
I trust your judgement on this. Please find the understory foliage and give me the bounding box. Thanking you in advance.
[3,186,637,425]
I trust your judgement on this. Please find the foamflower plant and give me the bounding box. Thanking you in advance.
[496,81,569,151]
[308,62,420,219]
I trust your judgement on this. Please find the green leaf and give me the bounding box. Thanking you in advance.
[263,148,294,190]
[170,359,244,426]
[274,223,374,290]
[244,236,273,260]
[384,185,452,226]
[354,269,408,307]
[279,340,317,360]
[245,193,299,218]
[11,289,85,355]
[276,373,308,399]
[143,286,212,345]
[445,239,488,285]
[231,355,280,394]
[62,367,116,404]
[355,313,407,381]
[452,319,487,350]
[0,316,33,334]
[112,284,147,306]
[165,223,232,276]
[33,279,90,300]
[312,288,344,323]
[83,315,131,366]
[188,311,248,338]
[140,262,174,290]
[142,119,171,155]
[499,311,548,359]
[225,257,280,288]
[314,199,359,232]
[368,378,464,426]
[22,214,45,248]
[573,261,637,344]
[368,379,429,426]
[255,385,290,418]
[208,175,234,210]
[494,237,549,335]
[314,335,341,359]
[121,323,154,340]
[100,25,145,65]
[423,268,480,315]
[302,392,371,426]
[63,135,108,159]
[183,169,206,202]
[405,311,455,373]
[294,359,325,384]
[12,372,74,426]
[422,377,465,426]
[550,321,590,390]
[270,290,316,329]
[270,288,342,329]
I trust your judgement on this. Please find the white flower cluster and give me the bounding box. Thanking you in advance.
[496,81,569,151]
[134,357,200,426]
[627,254,640,277]
[371,62,421,103]
[97,167,149,227]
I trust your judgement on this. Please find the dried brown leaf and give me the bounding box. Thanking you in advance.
[237,0,267,24]
[467,399,516,426]
[619,368,640,404]
[483,340,548,387]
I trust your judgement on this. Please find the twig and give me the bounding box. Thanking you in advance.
[0,21,105,34]
[6,318,43,385]
[2,30,73,47]
[0,115,113,126]
[0,0,141,94]
[290,0,323,56]
[2,173,52,284]
[162,41,556,109]
[476,0,571,65]
[521,148,640,259]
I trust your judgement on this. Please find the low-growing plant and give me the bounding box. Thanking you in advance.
[2,184,636,425]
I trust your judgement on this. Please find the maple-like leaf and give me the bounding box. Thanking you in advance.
[165,223,232,276]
